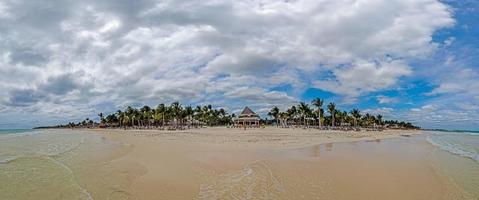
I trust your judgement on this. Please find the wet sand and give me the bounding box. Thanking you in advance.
[0,130,146,200]
[89,127,475,199]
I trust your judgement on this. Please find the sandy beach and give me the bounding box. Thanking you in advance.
[94,127,421,149]
[82,127,476,199]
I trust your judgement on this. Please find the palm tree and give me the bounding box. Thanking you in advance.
[170,102,183,127]
[194,106,203,126]
[278,112,287,127]
[350,109,361,127]
[155,103,167,127]
[363,113,375,127]
[211,109,220,125]
[125,106,136,127]
[122,115,130,128]
[376,114,383,126]
[98,113,104,124]
[336,111,343,126]
[287,106,297,126]
[202,106,210,125]
[105,114,117,127]
[298,102,311,127]
[327,102,336,127]
[184,105,194,126]
[116,110,124,128]
[311,98,324,128]
[268,106,280,126]
[140,106,152,128]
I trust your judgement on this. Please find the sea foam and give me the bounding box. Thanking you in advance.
[427,133,479,163]
[0,155,17,164]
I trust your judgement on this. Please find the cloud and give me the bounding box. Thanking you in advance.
[406,103,479,127]
[6,89,45,107]
[428,67,479,96]
[411,104,439,112]
[444,37,456,46]
[0,0,455,127]
[314,59,412,98]
[0,1,9,18]
[376,95,399,104]
[363,107,394,116]
[224,87,298,105]
[456,103,479,110]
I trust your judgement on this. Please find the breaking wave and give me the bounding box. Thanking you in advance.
[427,132,479,163]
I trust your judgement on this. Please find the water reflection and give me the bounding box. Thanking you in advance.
[325,143,333,151]
[311,145,320,157]
[366,139,382,143]
[306,143,333,158]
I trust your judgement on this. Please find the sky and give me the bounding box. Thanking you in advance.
[0,0,477,130]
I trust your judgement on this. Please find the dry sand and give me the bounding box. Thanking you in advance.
[94,127,420,149]
[87,127,472,200]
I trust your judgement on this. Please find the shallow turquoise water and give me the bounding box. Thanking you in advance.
[425,131,479,198]
[0,129,134,200]
[0,129,34,135]
[426,131,479,163]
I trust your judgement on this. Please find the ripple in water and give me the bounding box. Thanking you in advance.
[195,161,284,200]
[427,132,479,163]
[0,130,135,200]
[426,131,479,198]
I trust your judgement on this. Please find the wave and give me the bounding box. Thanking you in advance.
[46,156,93,200]
[0,129,42,140]
[196,161,284,199]
[42,137,86,157]
[0,129,33,134]
[0,155,94,200]
[0,155,18,164]
[427,135,479,163]
[426,129,479,136]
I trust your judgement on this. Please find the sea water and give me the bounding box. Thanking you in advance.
[427,131,479,163]
[426,131,479,198]
[0,129,136,200]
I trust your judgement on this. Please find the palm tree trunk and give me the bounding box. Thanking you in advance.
[318,110,321,128]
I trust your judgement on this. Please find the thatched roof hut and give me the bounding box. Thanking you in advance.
[234,106,260,126]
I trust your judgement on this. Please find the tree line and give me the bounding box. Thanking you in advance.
[267,98,419,129]
[49,98,419,130]
[64,102,234,129]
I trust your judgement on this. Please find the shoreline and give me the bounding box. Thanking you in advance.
[86,127,423,150]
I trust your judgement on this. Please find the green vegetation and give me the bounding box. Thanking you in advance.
[46,98,419,130]
[63,102,234,129]
[267,98,420,130]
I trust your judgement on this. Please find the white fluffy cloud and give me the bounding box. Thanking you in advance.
[376,95,400,104]
[0,1,9,18]
[406,103,479,129]
[410,52,479,129]
[363,107,394,116]
[0,0,454,126]
[429,66,479,96]
[314,60,412,99]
